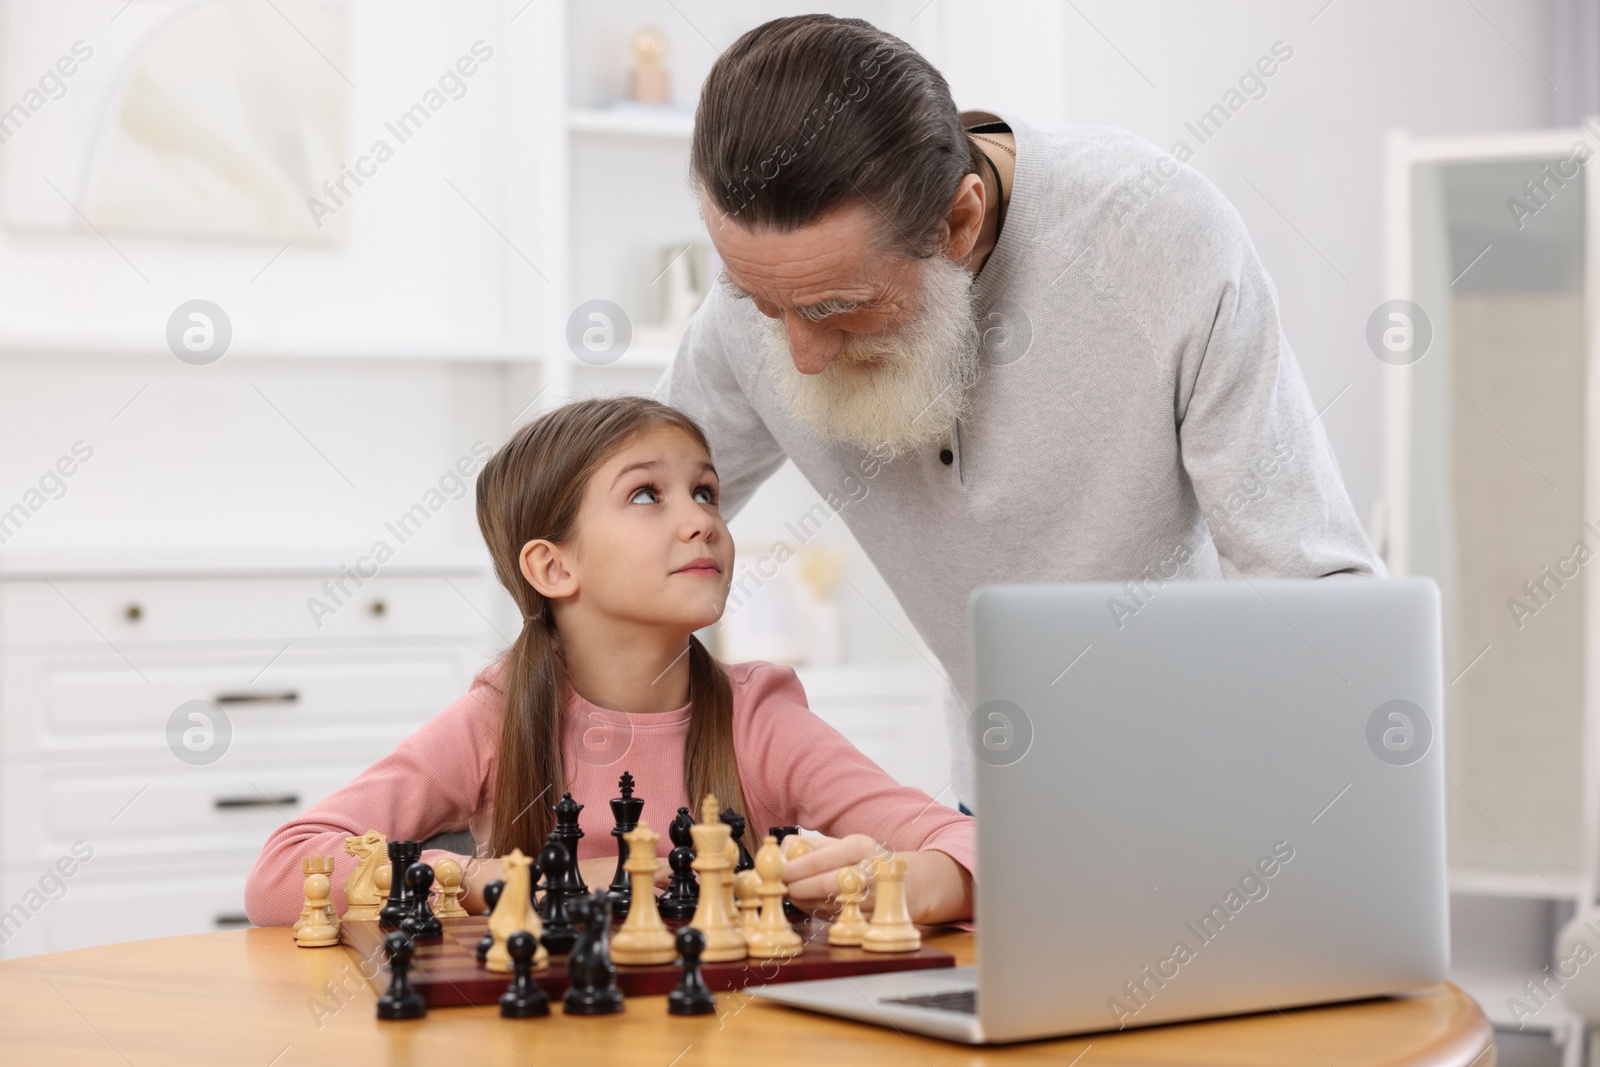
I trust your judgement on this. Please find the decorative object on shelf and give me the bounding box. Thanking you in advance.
[634,242,711,352]
[797,546,847,667]
[626,27,671,105]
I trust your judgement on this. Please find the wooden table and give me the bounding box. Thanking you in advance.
[0,927,1494,1066]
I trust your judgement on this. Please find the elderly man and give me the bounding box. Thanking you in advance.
[656,14,1382,812]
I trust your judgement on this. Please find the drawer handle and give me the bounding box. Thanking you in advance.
[213,913,253,928]
[214,794,299,810]
[213,691,299,705]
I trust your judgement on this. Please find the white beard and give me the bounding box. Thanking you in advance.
[761,255,981,459]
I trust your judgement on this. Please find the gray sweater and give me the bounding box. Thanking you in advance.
[656,112,1383,806]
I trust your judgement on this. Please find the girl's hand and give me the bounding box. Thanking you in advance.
[778,833,880,917]
[458,856,504,915]
[778,835,975,926]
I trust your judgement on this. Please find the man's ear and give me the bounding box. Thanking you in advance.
[944,172,986,262]
[519,539,577,601]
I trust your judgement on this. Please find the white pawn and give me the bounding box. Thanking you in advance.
[828,865,870,946]
[746,834,802,961]
[295,873,340,948]
[432,858,469,918]
[734,869,762,939]
[861,854,920,954]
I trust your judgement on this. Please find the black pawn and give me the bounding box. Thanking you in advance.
[475,879,505,962]
[721,808,755,872]
[376,931,426,1020]
[499,930,550,1018]
[379,840,419,928]
[659,806,698,920]
[401,861,442,938]
[667,927,716,1016]
[538,840,577,955]
[608,771,644,920]
[553,792,588,895]
[563,890,624,1015]
[770,826,808,924]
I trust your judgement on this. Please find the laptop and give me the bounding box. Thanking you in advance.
[752,577,1449,1044]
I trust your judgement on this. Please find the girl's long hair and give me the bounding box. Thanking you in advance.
[477,396,749,856]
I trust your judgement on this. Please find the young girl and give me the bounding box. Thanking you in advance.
[245,397,974,926]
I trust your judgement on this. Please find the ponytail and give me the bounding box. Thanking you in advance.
[487,613,568,856]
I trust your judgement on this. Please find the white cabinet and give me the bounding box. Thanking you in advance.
[0,563,503,959]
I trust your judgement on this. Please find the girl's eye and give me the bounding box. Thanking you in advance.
[629,485,660,505]
[694,486,716,505]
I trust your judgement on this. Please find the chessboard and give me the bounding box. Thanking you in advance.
[341,916,955,1007]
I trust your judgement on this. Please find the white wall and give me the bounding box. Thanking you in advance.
[0,0,1566,663]
[928,0,1557,540]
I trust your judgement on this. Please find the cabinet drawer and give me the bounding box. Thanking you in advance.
[0,573,502,647]
[1,755,383,865]
[2,644,485,756]
[0,856,254,959]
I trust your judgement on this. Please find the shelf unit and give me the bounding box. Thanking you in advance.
[1384,121,1600,1066]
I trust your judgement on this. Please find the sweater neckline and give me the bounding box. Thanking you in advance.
[567,688,693,728]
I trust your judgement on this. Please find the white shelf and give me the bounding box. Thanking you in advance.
[568,343,675,372]
[0,547,491,579]
[1450,866,1588,902]
[568,106,694,139]
[0,335,541,363]
[1451,964,1583,1034]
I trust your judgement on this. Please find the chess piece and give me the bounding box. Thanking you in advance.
[432,858,469,919]
[659,807,699,920]
[608,771,644,920]
[720,835,740,926]
[667,926,716,1016]
[499,931,550,1018]
[401,862,442,938]
[734,870,761,939]
[552,793,588,895]
[828,866,870,946]
[773,828,809,923]
[538,840,578,955]
[294,855,337,933]
[342,831,388,921]
[611,822,676,965]
[721,808,755,871]
[563,890,624,1015]
[375,931,426,1019]
[688,794,745,962]
[379,841,419,928]
[475,879,505,962]
[486,850,547,973]
[626,27,670,105]
[746,835,803,961]
[861,854,920,953]
[295,871,340,947]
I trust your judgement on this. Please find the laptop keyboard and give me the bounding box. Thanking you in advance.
[882,989,977,1015]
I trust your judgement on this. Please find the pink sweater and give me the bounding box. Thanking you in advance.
[245,657,975,926]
